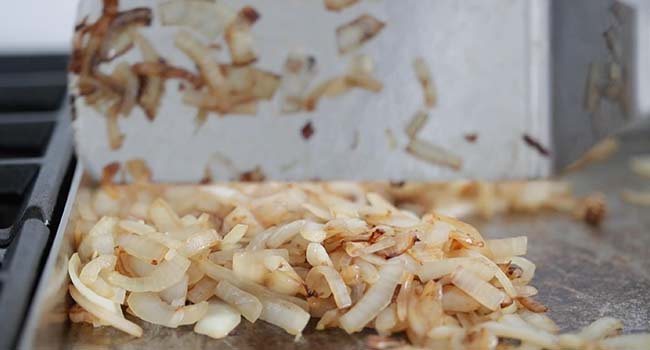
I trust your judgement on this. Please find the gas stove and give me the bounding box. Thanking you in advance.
[0,54,75,349]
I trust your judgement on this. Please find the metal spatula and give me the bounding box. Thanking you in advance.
[69,0,649,183]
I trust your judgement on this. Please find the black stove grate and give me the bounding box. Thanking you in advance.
[0,54,74,349]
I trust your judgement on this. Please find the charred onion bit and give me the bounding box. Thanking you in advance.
[464,133,478,143]
[523,134,550,157]
[239,167,266,182]
[301,121,315,140]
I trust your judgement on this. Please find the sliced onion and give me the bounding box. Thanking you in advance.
[209,248,241,265]
[306,242,333,267]
[124,254,155,277]
[339,261,403,333]
[482,321,559,349]
[336,14,385,54]
[408,242,443,263]
[405,109,429,139]
[80,254,116,285]
[519,310,559,334]
[117,233,167,263]
[159,0,229,39]
[355,259,379,284]
[78,234,115,262]
[418,218,453,245]
[598,333,650,350]
[578,317,624,341]
[178,229,220,257]
[258,296,310,336]
[413,57,437,107]
[221,224,248,246]
[167,224,209,241]
[119,220,155,235]
[359,253,388,266]
[143,232,183,250]
[224,7,259,66]
[451,267,505,311]
[160,274,188,307]
[88,275,126,304]
[515,285,539,298]
[245,227,277,251]
[306,266,351,308]
[68,253,122,315]
[175,30,227,91]
[302,203,331,221]
[315,309,341,330]
[78,216,117,261]
[187,261,205,285]
[486,236,528,258]
[300,221,327,242]
[199,259,308,310]
[194,300,241,339]
[375,303,398,336]
[215,280,263,322]
[232,249,287,284]
[263,255,306,296]
[223,206,262,237]
[127,292,208,328]
[323,218,368,236]
[266,220,305,248]
[417,257,494,282]
[107,252,191,292]
[69,285,142,337]
[188,277,217,304]
[148,198,183,233]
[510,256,536,285]
[324,0,359,12]
[441,285,481,312]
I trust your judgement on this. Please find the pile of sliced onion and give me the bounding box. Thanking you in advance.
[65,183,649,348]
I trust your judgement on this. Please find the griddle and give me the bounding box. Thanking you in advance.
[19,119,650,349]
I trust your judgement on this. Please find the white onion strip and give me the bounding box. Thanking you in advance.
[107,253,191,292]
[451,267,505,311]
[306,266,352,308]
[258,296,310,336]
[266,220,305,248]
[198,259,309,310]
[127,292,208,328]
[215,280,263,322]
[79,254,116,285]
[68,253,122,315]
[194,301,241,339]
[117,233,167,263]
[339,261,403,333]
[69,285,142,337]
[417,257,494,282]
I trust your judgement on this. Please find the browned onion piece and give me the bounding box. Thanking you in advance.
[406,138,462,171]
[99,8,152,62]
[336,14,385,54]
[324,0,359,12]
[225,6,260,66]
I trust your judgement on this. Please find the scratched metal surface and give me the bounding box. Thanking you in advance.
[58,122,650,349]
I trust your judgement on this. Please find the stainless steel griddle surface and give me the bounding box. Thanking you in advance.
[62,122,650,349]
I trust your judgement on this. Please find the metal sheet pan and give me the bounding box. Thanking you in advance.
[21,121,650,349]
